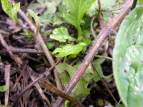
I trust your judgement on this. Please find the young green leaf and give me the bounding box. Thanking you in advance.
[28,0,62,26]
[52,42,87,58]
[1,0,20,23]
[46,41,55,49]
[21,29,34,41]
[50,27,74,42]
[0,85,9,92]
[27,9,40,29]
[63,0,95,41]
[113,7,143,107]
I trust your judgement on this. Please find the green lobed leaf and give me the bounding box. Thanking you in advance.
[53,13,63,25]
[63,0,95,40]
[113,7,143,107]
[56,60,106,106]
[87,1,97,17]
[55,63,93,99]
[63,0,95,28]
[50,27,74,42]
[1,0,20,23]
[52,42,87,58]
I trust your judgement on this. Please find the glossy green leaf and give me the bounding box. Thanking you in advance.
[63,0,95,41]
[1,0,20,23]
[113,7,143,107]
[52,42,87,57]
[27,9,40,29]
[0,85,9,92]
[50,27,74,42]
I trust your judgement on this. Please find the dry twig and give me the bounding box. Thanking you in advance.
[4,64,11,105]
[30,75,51,106]
[13,61,28,89]
[0,33,22,64]
[10,47,43,54]
[43,80,84,107]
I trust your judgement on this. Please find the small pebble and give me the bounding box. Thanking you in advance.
[88,105,94,107]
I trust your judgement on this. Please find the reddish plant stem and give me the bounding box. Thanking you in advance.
[10,47,43,54]
[53,0,133,107]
